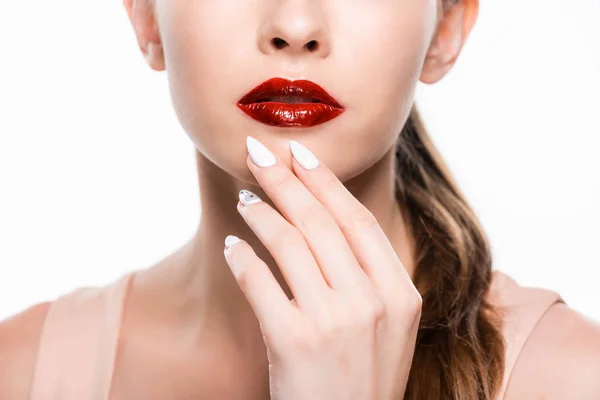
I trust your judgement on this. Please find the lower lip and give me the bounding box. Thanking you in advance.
[236,102,344,128]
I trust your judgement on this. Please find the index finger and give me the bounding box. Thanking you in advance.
[288,139,411,292]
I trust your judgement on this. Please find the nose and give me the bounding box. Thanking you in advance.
[258,1,331,58]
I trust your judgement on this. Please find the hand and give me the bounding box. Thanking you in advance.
[223,136,422,400]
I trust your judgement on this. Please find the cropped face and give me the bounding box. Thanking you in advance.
[125,0,476,185]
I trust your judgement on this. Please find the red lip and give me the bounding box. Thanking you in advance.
[237,77,345,128]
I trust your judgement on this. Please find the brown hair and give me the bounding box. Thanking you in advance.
[395,104,505,399]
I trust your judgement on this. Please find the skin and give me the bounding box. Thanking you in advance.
[225,138,423,399]
[1,0,600,398]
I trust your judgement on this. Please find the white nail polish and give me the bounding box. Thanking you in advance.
[239,189,262,206]
[246,136,276,167]
[224,235,242,249]
[289,140,320,170]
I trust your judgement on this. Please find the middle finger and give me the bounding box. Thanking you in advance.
[245,135,367,290]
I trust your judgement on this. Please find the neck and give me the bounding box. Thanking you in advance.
[151,144,416,347]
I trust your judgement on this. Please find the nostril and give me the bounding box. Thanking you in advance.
[305,40,318,51]
[271,37,287,49]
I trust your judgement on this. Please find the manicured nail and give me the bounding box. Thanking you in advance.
[246,136,276,167]
[224,235,242,249]
[239,189,262,206]
[289,140,320,170]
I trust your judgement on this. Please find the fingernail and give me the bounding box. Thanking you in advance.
[289,140,320,170]
[246,136,276,167]
[224,235,242,249]
[239,189,262,206]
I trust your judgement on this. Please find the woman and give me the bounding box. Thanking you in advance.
[1,0,599,398]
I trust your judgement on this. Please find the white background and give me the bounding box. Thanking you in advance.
[1,1,599,322]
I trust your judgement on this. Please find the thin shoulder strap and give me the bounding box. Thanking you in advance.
[490,270,565,399]
[29,271,135,400]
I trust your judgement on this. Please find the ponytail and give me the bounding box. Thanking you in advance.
[395,105,505,399]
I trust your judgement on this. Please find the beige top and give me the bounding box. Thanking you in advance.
[29,269,565,399]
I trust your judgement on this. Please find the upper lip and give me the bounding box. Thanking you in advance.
[238,77,343,108]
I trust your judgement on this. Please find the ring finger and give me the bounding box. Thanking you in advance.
[237,189,330,313]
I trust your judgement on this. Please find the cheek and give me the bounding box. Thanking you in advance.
[342,4,434,124]
[159,4,240,110]
[158,2,258,173]
[329,3,435,174]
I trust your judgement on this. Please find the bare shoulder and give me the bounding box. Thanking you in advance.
[0,301,53,400]
[505,302,600,399]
